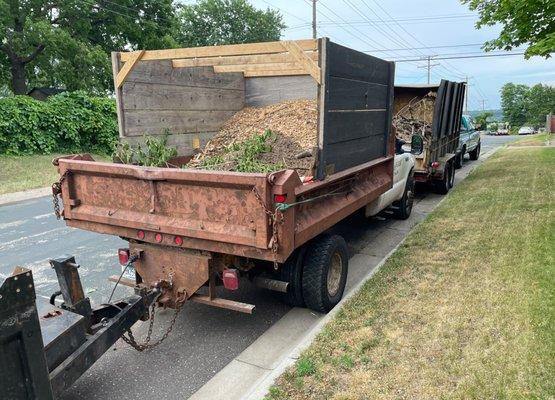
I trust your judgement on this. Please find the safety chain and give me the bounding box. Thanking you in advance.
[122,299,184,352]
[252,187,284,269]
[52,170,71,219]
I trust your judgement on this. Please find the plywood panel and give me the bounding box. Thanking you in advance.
[325,111,388,145]
[124,110,239,136]
[122,82,244,111]
[120,131,217,156]
[245,76,317,107]
[327,77,388,110]
[323,135,386,174]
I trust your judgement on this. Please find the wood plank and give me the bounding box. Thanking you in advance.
[111,52,126,138]
[245,76,317,106]
[123,110,237,136]
[115,50,145,88]
[213,62,301,74]
[189,294,255,314]
[120,39,318,62]
[172,51,318,68]
[127,62,244,90]
[243,69,308,77]
[323,135,386,173]
[122,82,244,111]
[282,40,321,84]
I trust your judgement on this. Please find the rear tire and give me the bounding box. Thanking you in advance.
[434,161,452,194]
[469,142,480,160]
[392,171,414,220]
[280,248,306,307]
[302,235,348,313]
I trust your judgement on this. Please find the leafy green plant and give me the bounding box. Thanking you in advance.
[113,133,178,167]
[0,91,118,155]
[199,129,285,173]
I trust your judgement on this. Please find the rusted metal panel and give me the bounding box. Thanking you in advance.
[130,242,210,305]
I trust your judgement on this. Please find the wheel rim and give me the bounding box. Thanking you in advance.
[327,252,343,297]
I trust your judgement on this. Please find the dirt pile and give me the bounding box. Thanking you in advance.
[188,99,318,173]
[393,91,436,144]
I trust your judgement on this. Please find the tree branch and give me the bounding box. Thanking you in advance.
[21,44,46,64]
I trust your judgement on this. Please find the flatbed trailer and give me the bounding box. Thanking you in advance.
[394,81,466,194]
[53,38,396,313]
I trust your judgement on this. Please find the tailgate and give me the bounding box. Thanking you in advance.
[57,160,272,249]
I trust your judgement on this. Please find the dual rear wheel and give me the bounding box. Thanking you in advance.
[281,234,349,313]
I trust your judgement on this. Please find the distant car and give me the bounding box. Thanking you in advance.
[456,115,481,168]
[538,127,547,134]
[496,127,509,135]
[518,126,535,135]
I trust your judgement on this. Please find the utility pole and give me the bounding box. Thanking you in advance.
[312,0,317,39]
[464,76,469,114]
[417,56,439,84]
[481,99,486,111]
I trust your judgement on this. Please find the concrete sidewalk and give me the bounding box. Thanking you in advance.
[189,149,498,400]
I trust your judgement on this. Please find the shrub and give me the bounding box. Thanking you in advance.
[0,91,118,155]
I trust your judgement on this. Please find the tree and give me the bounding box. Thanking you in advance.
[0,0,178,95]
[474,111,493,129]
[461,0,555,58]
[178,0,285,48]
[501,82,555,127]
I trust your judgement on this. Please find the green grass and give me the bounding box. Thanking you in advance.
[509,132,553,147]
[0,153,109,195]
[266,147,555,400]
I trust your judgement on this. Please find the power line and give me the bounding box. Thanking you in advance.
[392,52,528,62]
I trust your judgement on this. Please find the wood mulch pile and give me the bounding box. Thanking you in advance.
[393,91,436,144]
[188,99,318,173]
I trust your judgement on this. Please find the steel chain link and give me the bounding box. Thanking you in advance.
[252,187,283,269]
[52,170,71,219]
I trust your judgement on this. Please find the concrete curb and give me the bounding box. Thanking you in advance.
[0,187,51,206]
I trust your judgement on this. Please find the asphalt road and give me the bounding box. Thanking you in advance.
[0,133,519,399]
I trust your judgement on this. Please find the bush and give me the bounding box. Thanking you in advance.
[0,91,118,155]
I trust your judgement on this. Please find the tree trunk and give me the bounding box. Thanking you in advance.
[10,60,28,95]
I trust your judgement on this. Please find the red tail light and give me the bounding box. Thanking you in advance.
[154,233,163,243]
[431,161,440,169]
[118,248,130,265]
[222,269,239,290]
[274,194,287,203]
[174,236,183,245]
[137,230,145,240]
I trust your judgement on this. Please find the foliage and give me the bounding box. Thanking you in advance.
[461,0,555,58]
[178,0,285,47]
[0,91,118,155]
[473,111,494,128]
[113,133,178,167]
[501,83,555,127]
[0,0,179,94]
[199,129,285,173]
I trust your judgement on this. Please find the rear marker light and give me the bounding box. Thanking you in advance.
[274,194,287,203]
[222,269,239,291]
[137,230,145,240]
[174,236,183,246]
[431,161,440,169]
[154,233,163,243]
[118,248,130,265]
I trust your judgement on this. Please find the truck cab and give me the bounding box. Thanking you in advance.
[456,115,481,168]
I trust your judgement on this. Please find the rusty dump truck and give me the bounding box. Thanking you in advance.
[52,38,400,315]
[394,82,466,194]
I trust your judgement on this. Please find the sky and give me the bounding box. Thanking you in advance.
[245,0,555,111]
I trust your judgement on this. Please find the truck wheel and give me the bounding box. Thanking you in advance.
[469,142,480,160]
[435,161,452,195]
[302,235,348,313]
[448,162,456,188]
[455,147,465,169]
[392,171,414,220]
[280,248,306,307]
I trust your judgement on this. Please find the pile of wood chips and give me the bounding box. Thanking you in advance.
[188,99,318,173]
[393,91,436,144]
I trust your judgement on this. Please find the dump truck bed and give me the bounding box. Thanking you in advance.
[57,155,393,264]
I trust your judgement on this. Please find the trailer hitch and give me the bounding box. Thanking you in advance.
[0,257,161,399]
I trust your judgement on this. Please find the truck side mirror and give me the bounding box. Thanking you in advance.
[410,135,424,155]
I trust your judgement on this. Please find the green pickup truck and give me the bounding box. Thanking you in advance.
[456,114,481,168]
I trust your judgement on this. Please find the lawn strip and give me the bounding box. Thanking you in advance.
[265,147,554,400]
